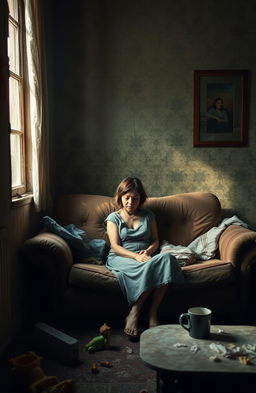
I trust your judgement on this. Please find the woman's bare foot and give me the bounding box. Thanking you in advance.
[124,309,139,337]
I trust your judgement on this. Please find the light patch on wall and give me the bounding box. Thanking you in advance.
[166,149,234,202]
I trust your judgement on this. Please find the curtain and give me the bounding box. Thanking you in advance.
[24,0,52,211]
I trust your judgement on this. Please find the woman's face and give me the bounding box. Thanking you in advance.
[121,190,140,214]
[215,99,223,109]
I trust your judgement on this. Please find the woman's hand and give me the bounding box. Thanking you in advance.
[135,250,151,262]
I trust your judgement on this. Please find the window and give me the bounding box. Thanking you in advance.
[8,0,28,197]
[7,0,50,209]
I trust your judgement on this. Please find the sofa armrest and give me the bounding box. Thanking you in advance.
[218,224,256,270]
[22,232,73,294]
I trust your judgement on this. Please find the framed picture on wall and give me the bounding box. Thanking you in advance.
[193,70,248,147]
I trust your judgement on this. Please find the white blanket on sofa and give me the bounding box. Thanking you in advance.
[160,215,249,266]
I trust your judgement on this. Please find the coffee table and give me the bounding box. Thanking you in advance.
[140,324,256,393]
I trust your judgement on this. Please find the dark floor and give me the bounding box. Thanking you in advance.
[2,319,256,393]
[1,323,156,393]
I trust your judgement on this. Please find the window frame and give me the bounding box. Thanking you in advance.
[8,0,29,198]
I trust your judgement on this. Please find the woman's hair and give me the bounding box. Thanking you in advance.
[114,177,148,208]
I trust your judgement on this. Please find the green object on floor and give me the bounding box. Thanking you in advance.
[85,323,111,353]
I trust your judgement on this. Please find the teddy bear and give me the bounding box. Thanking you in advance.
[8,351,75,393]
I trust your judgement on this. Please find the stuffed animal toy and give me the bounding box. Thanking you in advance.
[8,351,75,393]
[85,323,111,353]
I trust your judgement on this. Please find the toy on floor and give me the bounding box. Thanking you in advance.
[8,351,76,393]
[85,323,111,353]
[91,363,99,374]
[99,360,112,368]
[90,360,113,373]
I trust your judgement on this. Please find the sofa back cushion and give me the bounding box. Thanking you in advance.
[145,192,222,246]
[54,194,115,242]
[54,192,222,247]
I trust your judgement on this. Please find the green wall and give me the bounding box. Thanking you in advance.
[48,0,256,226]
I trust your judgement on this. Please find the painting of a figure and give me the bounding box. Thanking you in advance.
[206,84,233,133]
[193,70,248,147]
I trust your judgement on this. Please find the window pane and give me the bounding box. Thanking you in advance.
[9,76,21,131]
[10,133,22,187]
[8,20,20,74]
[7,0,18,21]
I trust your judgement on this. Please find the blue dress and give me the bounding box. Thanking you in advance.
[105,209,184,305]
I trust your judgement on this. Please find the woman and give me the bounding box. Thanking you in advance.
[105,177,184,339]
[206,97,231,133]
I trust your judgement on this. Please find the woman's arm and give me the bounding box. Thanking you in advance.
[107,220,150,262]
[206,108,220,120]
[139,218,159,256]
[206,108,228,122]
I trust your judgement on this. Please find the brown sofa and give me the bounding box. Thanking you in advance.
[22,192,256,325]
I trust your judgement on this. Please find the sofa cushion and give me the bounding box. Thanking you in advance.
[54,194,115,242]
[145,192,222,246]
[182,259,237,285]
[69,263,120,293]
[69,259,236,296]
